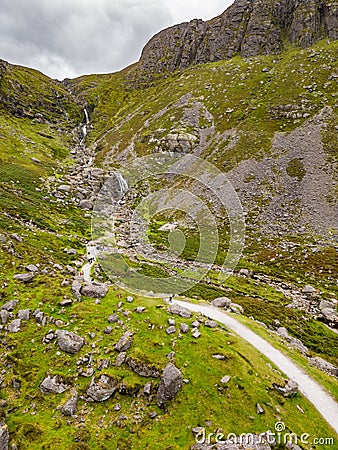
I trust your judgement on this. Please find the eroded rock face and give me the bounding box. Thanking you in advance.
[85,375,118,402]
[138,0,338,76]
[156,363,183,407]
[56,330,84,354]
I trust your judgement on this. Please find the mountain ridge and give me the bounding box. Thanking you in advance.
[138,0,338,76]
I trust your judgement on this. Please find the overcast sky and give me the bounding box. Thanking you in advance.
[0,0,234,80]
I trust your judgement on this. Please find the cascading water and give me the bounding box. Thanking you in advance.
[115,172,128,196]
[81,108,89,141]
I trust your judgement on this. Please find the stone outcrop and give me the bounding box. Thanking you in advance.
[138,0,338,76]
[157,363,183,407]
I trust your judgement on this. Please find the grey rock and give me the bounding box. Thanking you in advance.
[59,299,73,307]
[239,268,253,278]
[220,375,231,384]
[230,303,244,314]
[81,282,108,299]
[40,375,68,394]
[57,184,71,193]
[157,363,183,407]
[302,284,316,294]
[309,357,338,377]
[61,389,78,416]
[276,327,309,355]
[166,326,176,334]
[0,422,9,450]
[104,326,113,335]
[72,279,82,300]
[56,330,84,354]
[115,352,127,367]
[169,303,192,318]
[256,403,264,414]
[180,323,189,333]
[126,296,134,303]
[108,314,119,323]
[79,199,94,210]
[10,233,22,242]
[135,306,146,313]
[8,319,21,333]
[14,273,34,283]
[114,332,133,352]
[0,311,10,325]
[192,328,201,339]
[143,381,152,395]
[86,375,118,402]
[211,297,232,308]
[274,379,298,397]
[2,300,18,311]
[138,0,338,77]
[17,309,30,320]
[127,358,160,378]
[205,320,217,328]
[25,264,39,273]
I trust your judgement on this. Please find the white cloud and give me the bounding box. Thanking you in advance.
[0,0,234,80]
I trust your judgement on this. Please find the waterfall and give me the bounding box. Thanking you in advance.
[84,108,89,124]
[115,172,128,196]
[81,108,89,140]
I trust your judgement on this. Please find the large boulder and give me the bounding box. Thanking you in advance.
[0,422,9,450]
[56,330,84,354]
[40,375,68,394]
[169,303,192,319]
[85,375,118,402]
[81,282,108,299]
[211,297,232,308]
[157,363,183,407]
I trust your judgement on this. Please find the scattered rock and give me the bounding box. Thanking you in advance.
[85,375,118,402]
[1,300,19,311]
[180,323,189,333]
[0,310,10,325]
[192,328,201,339]
[104,326,113,335]
[273,379,298,397]
[114,332,133,352]
[17,309,30,320]
[61,389,78,416]
[166,326,176,334]
[157,363,183,407]
[205,320,217,328]
[108,314,119,323]
[25,264,39,273]
[256,403,264,414]
[309,357,338,377]
[72,279,82,301]
[13,273,34,283]
[220,375,231,384]
[169,304,192,318]
[135,306,146,313]
[81,282,108,299]
[302,284,316,294]
[40,375,68,394]
[8,319,21,333]
[230,303,244,314]
[115,352,127,367]
[126,296,134,303]
[143,381,152,395]
[56,330,84,354]
[211,297,232,308]
[276,327,309,355]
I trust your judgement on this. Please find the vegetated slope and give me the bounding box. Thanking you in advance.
[0,20,338,450]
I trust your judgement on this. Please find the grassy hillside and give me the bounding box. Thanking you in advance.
[0,40,337,450]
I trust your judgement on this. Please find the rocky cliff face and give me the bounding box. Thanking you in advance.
[139,0,338,74]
